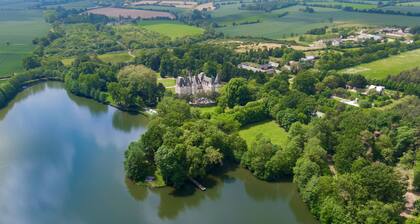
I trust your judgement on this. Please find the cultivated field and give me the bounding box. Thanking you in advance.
[45,0,95,9]
[308,1,377,9]
[212,4,420,39]
[139,21,205,39]
[131,0,215,11]
[0,2,50,77]
[382,5,420,13]
[87,7,176,19]
[341,48,420,79]
[239,120,288,147]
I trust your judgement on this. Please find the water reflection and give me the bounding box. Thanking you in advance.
[112,110,149,133]
[66,92,108,115]
[0,82,317,224]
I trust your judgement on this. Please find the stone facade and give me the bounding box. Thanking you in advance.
[175,72,221,96]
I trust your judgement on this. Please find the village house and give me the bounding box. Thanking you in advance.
[365,85,385,95]
[238,62,276,74]
[175,72,221,96]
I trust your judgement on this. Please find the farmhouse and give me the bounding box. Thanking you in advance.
[238,63,276,74]
[175,72,221,96]
[366,85,385,95]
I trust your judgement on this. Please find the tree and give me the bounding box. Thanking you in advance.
[218,78,253,108]
[347,74,368,88]
[356,200,401,224]
[124,141,154,182]
[357,163,405,203]
[319,197,353,224]
[22,55,41,70]
[155,144,188,188]
[293,72,318,95]
[156,97,192,127]
[241,137,279,179]
[117,65,163,107]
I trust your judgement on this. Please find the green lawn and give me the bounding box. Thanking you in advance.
[0,7,50,77]
[139,21,205,39]
[194,106,218,114]
[239,120,288,147]
[341,49,420,79]
[158,77,176,87]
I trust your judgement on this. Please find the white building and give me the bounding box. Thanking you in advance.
[366,85,385,94]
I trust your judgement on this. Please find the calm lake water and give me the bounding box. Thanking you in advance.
[0,82,317,224]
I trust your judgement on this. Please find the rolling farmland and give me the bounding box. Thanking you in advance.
[341,49,420,79]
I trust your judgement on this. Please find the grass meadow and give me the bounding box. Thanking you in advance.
[139,21,205,39]
[239,120,288,147]
[341,49,420,79]
[0,1,50,76]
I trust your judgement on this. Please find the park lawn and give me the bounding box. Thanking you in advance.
[139,21,205,39]
[98,52,133,64]
[341,48,420,79]
[194,106,218,114]
[158,77,176,87]
[239,120,288,147]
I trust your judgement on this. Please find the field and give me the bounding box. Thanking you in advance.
[341,48,420,79]
[382,5,420,13]
[399,2,420,7]
[87,7,176,19]
[212,4,420,39]
[45,0,95,9]
[239,120,288,147]
[139,21,205,39]
[0,1,50,77]
[309,1,377,9]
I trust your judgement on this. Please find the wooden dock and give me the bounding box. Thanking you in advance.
[189,177,206,191]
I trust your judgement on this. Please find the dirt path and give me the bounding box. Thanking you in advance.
[327,155,337,176]
[398,167,420,218]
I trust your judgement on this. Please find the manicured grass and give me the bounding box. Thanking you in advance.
[212,4,420,39]
[98,51,133,64]
[158,77,176,87]
[194,106,218,114]
[239,120,288,147]
[139,21,205,39]
[341,49,420,79]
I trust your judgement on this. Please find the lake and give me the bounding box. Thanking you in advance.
[0,82,317,224]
